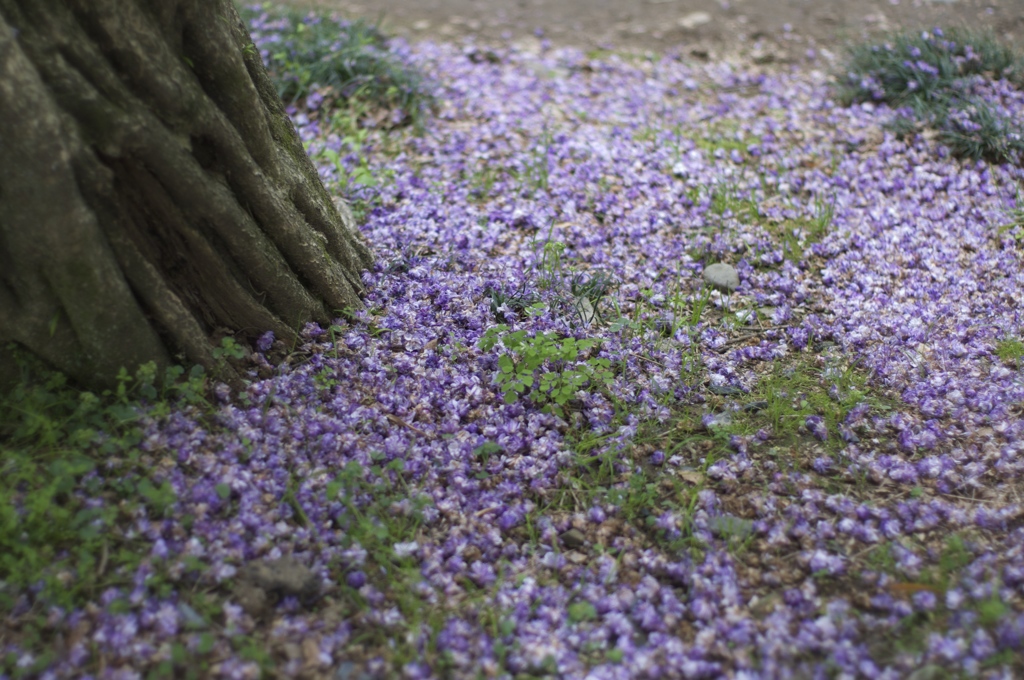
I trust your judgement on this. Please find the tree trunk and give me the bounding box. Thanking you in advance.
[0,0,374,390]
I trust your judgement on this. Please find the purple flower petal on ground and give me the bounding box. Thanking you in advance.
[805,415,828,441]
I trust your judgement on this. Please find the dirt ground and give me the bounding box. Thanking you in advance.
[281,0,1023,61]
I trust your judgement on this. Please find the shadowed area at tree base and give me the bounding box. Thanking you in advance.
[0,0,371,391]
[0,345,19,394]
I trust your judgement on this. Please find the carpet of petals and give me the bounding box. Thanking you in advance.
[9,26,1024,680]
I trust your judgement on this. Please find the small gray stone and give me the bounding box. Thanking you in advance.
[232,556,321,618]
[565,550,589,565]
[678,11,712,30]
[334,662,373,680]
[752,48,784,65]
[702,263,740,292]
[574,296,598,325]
[560,529,587,550]
[177,602,207,630]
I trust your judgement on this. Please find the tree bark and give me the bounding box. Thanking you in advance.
[0,0,373,389]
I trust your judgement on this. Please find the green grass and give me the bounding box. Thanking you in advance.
[466,164,509,202]
[472,242,719,560]
[601,347,901,530]
[693,132,757,157]
[682,180,834,269]
[850,532,1014,671]
[537,424,708,560]
[0,352,208,616]
[995,335,1024,366]
[491,235,898,563]
[835,27,1024,163]
[937,98,1024,163]
[308,106,401,218]
[996,183,1024,246]
[239,3,435,127]
[478,325,615,415]
[710,351,888,456]
[707,184,759,220]
[760,196,836,265]
[318,458,450,668]
[0,347,457,676]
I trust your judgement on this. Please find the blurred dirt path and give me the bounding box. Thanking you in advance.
[280,0,1022,61]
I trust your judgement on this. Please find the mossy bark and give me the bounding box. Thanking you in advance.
[0,0,373,389]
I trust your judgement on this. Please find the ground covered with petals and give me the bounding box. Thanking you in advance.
[5,22,1024,680]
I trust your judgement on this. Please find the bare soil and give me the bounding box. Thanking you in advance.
[282,0,1022,61]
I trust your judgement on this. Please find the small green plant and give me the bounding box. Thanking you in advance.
[938,534,974,585]
[320,139,376,179]
[606,278,712,349]
[239,4,434,126]
[550,445,705,558]
[324,459,433,553]
[567,600,598,623]
[485,282,541,322]
[538,239,567,289]
[569,270,617,307]
[473,441,504,464]
[836,27,1023,107]
[709,186,755,219]
[690,121,761,158]
[478,325,614,414]
[976,590,1011,627]
[995,335,1024,365]
[809,195,836,241]
[937,97,1024,163]
[757,195,836,265]
[634,127,660,143]
[467,164,506,201]
[211,336,247,361]
[835,27,1024,163]
[687,285,713,329]
[864,544,898,574]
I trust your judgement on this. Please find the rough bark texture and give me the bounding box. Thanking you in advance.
[0,0,374,389]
